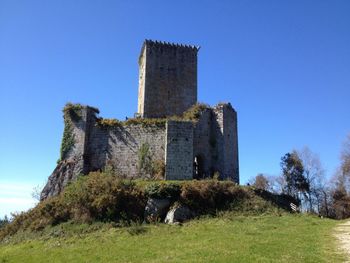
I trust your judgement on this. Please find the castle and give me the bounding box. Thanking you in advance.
[41,40,239,200]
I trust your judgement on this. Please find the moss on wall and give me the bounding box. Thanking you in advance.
[59,103,85,160]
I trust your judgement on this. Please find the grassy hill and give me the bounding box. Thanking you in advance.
[0,213,345,262]
[0,173,346,262]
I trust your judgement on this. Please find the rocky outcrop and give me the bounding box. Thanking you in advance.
[40,159,83,200]
[144,198,171,222]
[164,205,194,224]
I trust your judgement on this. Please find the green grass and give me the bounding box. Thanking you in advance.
[0,213,345,263]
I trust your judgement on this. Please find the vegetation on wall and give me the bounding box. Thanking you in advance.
[137,143,153,176]
[63,103,83,121]
[96,118,122,128]
[95,103,210,129]
[96,117,167,128]
[59,103,85,160]
[60,117,75,160]
[151,159,165,179]
[181,103,210,121]
[137,143,165,179]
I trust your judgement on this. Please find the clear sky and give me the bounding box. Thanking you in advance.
[1,0,350,217]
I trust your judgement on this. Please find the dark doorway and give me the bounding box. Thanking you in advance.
[193,155,204,179]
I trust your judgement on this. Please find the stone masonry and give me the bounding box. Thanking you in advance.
[138,40,198,118]
[41,40,239,200]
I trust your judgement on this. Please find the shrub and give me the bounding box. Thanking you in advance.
[182,103,209,121]
[152,160,165,179]
[0,177,296,242]
[96,118,122,128]
[180,180,247,214]
[63,173,146,223]
[144,182,181,200]
[63,103,83,121]
[0,216,9,229]
[126,221,147,236]
[0,172,147,241]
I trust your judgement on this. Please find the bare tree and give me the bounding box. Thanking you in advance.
[297,147,326,213]
[341,133,350,176]
[250,173,270,191]
[267,175,285,194]
[328,170,350,219]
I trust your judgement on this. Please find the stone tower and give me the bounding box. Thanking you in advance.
[137,40,199,118]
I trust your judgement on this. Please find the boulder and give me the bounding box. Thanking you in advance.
[165,205,193,224]
[144,198,170,222]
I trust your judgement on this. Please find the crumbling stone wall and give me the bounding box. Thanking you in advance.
[87,124,166,178]
[192,104,239,182]
[40,106,97,200]
[212,103,239,182]
[41,106,167,199]
[193,108,213,178]
[41,102,239,200]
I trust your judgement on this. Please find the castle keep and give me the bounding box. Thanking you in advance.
[138,40,198,118]
[41,40,239,200]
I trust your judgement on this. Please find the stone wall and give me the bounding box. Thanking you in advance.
[40,106,97,200]
[193,108,213,178]
[87,123,166,178]
[42,102,239,199]
[165,120,194,180]
[212,103,239,182]
[137,40,198,118]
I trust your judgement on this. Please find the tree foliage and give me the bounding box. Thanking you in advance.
[297,147,326,213]
[280,151,309,200]
[251,174,270,191]
[341,133,350,176]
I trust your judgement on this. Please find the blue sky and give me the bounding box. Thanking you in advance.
[1,0,350,217]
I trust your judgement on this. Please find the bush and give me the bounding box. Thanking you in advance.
[0,172,147,241]
[182,103,209,121]
[152,160,165,179]
[180,180,247,214]
[0,216,9,229]
[144,182,181,200]
[63,172,146,223]
[0,176,296,241]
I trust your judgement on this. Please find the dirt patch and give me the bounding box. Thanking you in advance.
[334,221,350,261]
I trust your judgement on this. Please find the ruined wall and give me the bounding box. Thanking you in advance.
[165,120,194,180]
[212,104,239,183]
[193,109,213,178]
[40,106,98,200]
[41,102,239,200]
[87,123,166,178]
[137,40,198,118]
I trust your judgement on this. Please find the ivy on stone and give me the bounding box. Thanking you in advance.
[137,142,153,176]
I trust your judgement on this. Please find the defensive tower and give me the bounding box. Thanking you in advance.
[137,40,199,118]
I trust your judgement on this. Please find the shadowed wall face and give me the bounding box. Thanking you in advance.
[138,40,198,118]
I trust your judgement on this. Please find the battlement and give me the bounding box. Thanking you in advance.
[138,39,199,64]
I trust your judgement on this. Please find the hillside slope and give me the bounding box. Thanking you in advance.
[0,214,345,262]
